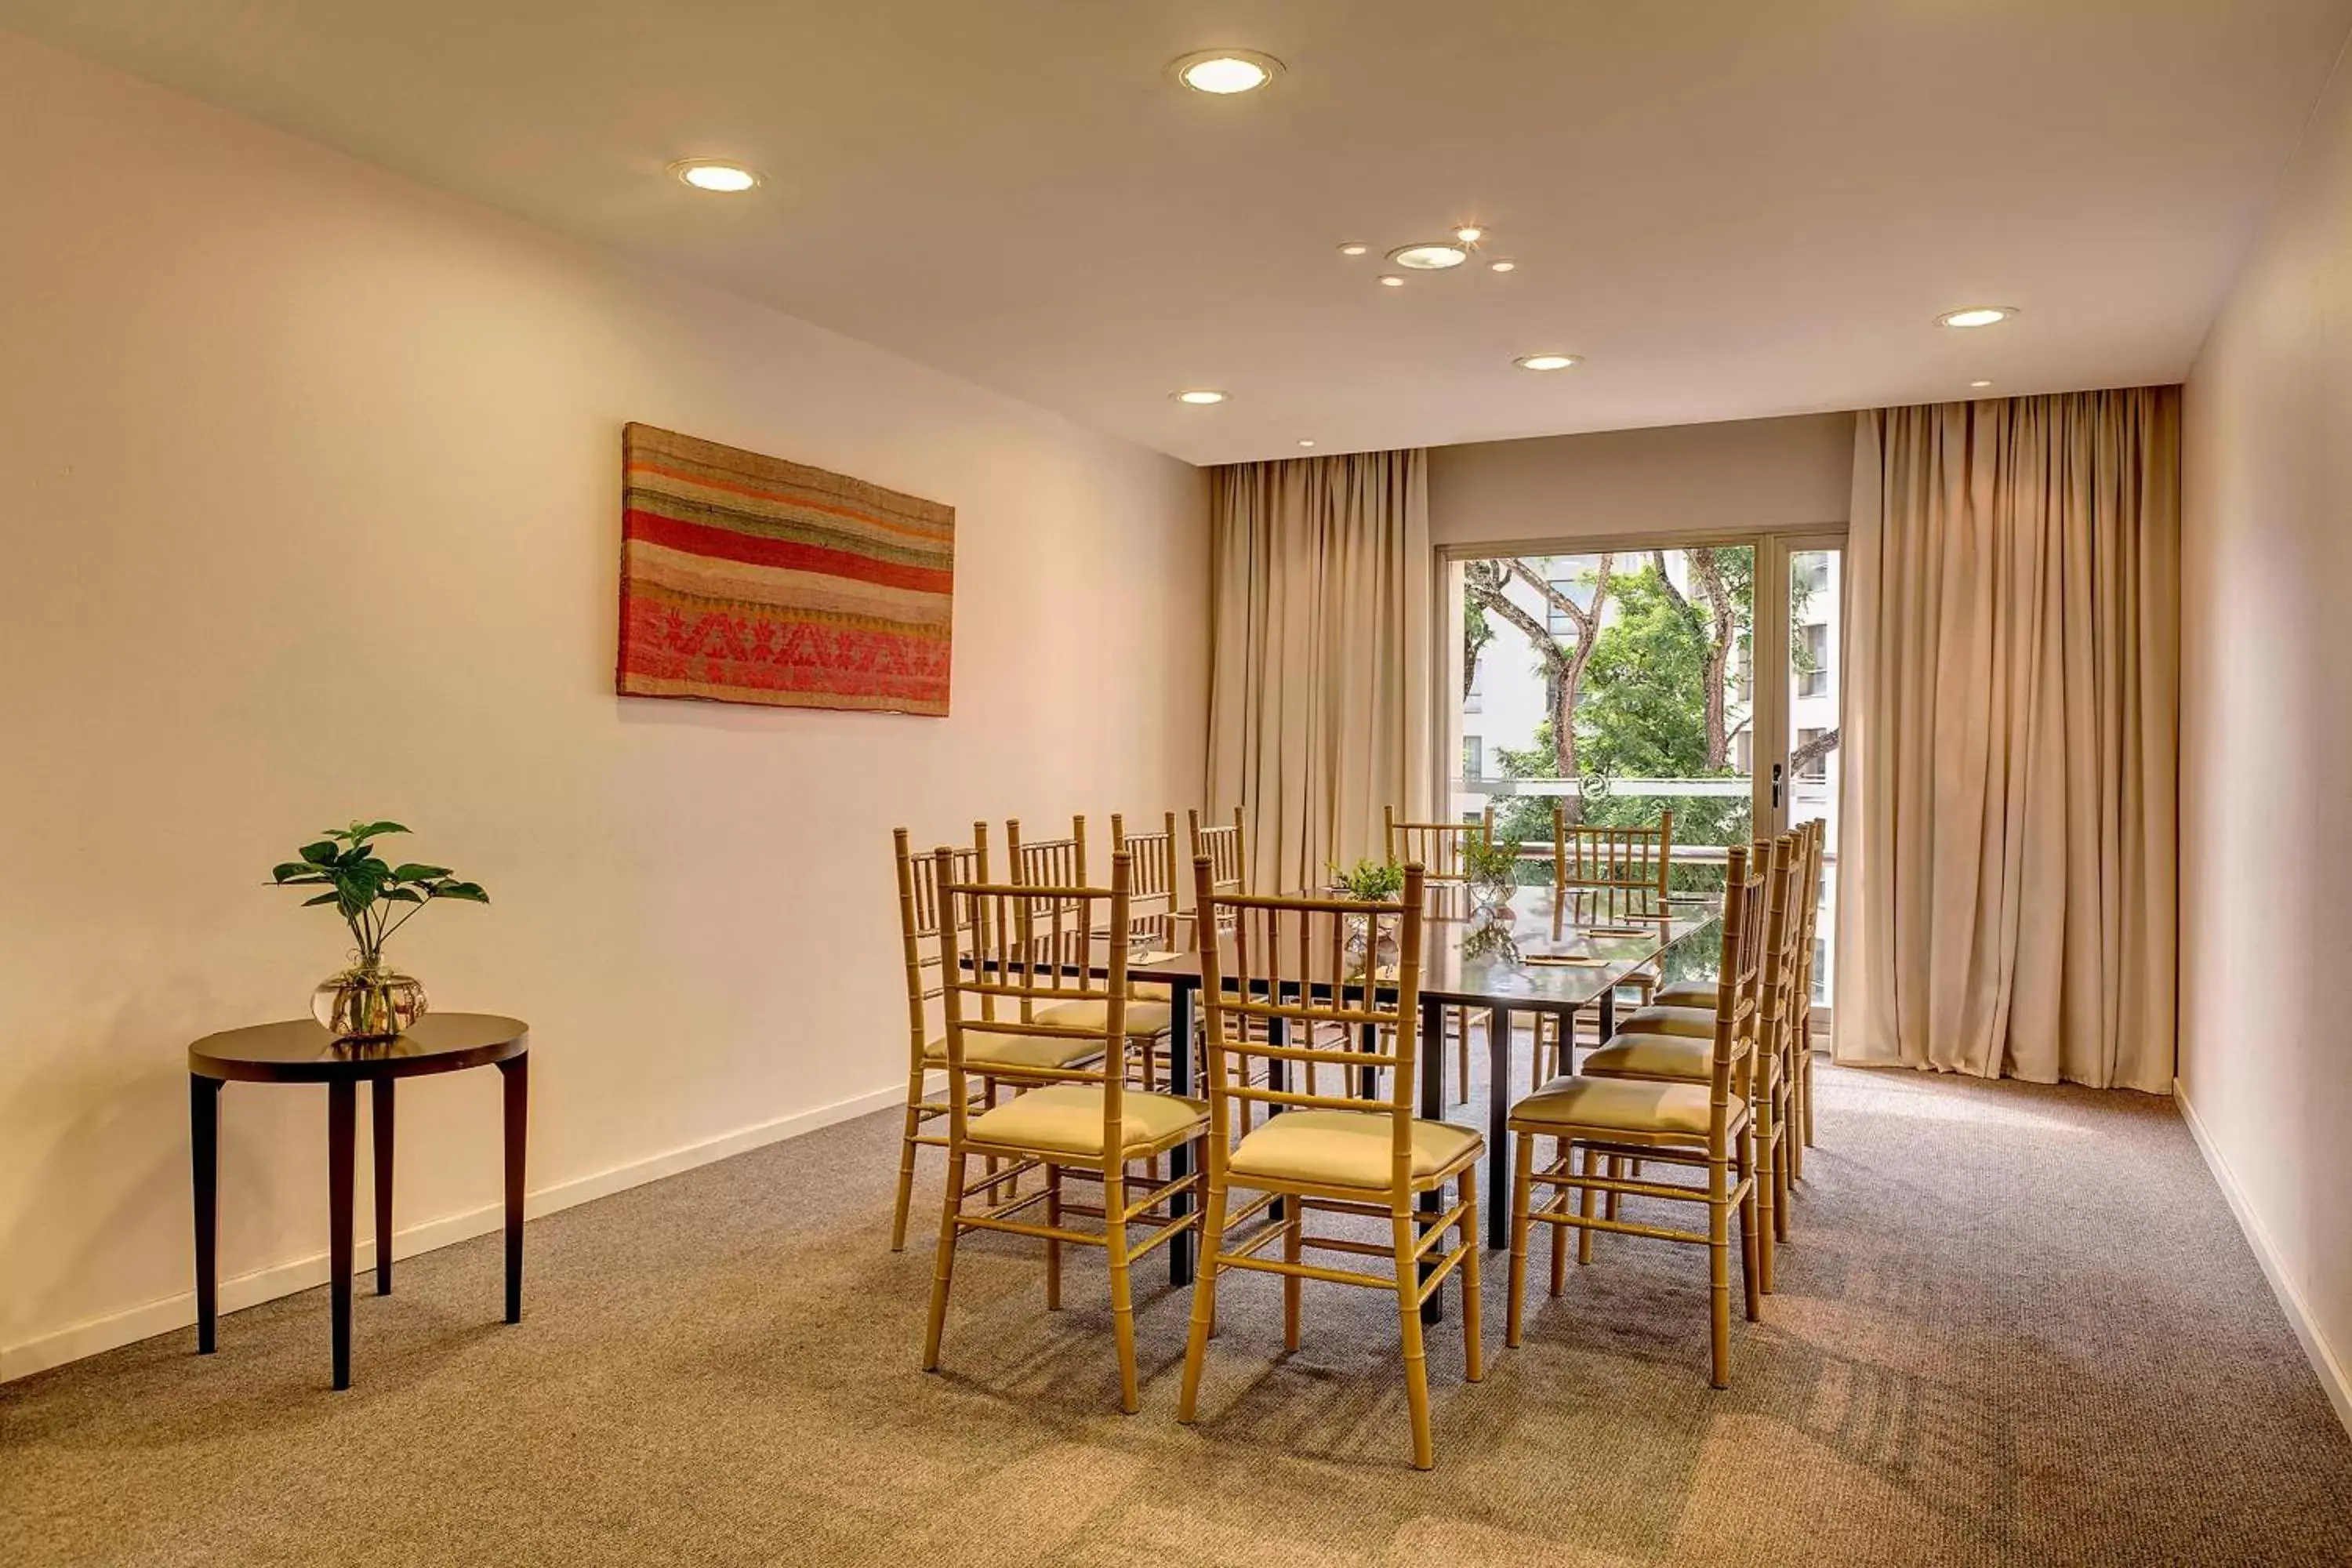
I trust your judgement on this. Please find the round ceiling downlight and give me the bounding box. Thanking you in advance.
[1389,241,1469,270]
[1489,259,1517,273]
[1377,274,1406,288]
[1937,305,2018,328]
[1171,49,1284,95]
[1171,389,1229,405]
[1514,354,1582,372]
[670,159,763,193]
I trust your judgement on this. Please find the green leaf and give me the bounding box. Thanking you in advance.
[389,863,449,884]
[271,862,318,883]
[299,840,340,867]
[434,881,490,904]
[383,887,424,904]
[351,821,409,840]
[302,891,341,906]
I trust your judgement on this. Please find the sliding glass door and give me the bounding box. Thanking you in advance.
[1448,535,1843,1018]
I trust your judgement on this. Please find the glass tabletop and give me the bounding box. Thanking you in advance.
[1134,885,1720,1011]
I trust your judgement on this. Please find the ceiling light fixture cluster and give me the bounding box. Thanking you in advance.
[1338,223,1516,290]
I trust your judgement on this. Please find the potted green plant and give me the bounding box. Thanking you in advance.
[1462,834,1523,915]
[1327,858,1406,978]
[270,820,488,1040]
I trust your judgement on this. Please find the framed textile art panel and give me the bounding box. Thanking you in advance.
[616,423,954,715]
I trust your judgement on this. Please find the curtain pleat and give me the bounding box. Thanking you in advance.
[1835,389,2179,1091]
[1206,450,1431,894]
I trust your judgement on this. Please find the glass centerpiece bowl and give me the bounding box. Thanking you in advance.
[1463,833,1523,920]
[270,819,489,1042]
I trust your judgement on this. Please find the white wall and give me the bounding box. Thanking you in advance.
[0,33,1207,1377]
[1428,412,1852,550]
[2180,49,2352,1428]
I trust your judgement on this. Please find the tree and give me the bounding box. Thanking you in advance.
[1577,561,1752,848]
[1462,596,1492,701]
[1462,556,1613,818]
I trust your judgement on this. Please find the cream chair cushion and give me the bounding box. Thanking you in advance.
[965,1083,1206,1157]
[1228,1109,1481,1191]
[1653,978,1719,1008]
[924,1027,1106,1073]
[1619,1004,1716,1038]
[1581,1032,1711,1081]
[1036,997,1173,1037]
[1510,1075,1714,1138]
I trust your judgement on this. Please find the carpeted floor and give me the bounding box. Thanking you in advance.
[5,1062,2350,1567]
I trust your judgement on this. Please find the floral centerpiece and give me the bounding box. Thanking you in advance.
[1327,858,1406,980]
[1461,834,1523,916]
[270,820,488,1040]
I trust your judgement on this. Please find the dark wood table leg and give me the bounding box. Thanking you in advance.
[1598,985,1617,1043]
[499,1052,528,1323]
[1356,1019,1379,1102]
[1266,1001,1290,1221]
[1418,996,1446,1325]
[1486,1005,1513,1251]
[191,1076,221,1354]
[327,1080,356,1390]
[372,1077,394,1296]
[1166,984,1196,1286]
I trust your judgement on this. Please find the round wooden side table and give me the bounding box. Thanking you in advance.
[187,1012,530,1390]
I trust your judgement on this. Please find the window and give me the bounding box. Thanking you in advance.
[1463,736,1483,781]
[1544,558,1599,636]
[1464,666,1484,713]
[1794,554,1830,597]
[1797,727,1828,781]
[1798,623,1829,697]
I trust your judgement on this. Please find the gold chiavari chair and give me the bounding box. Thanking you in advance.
[1384,804,1493,1105]
[1787,819,1825,1179]
[921,849,1209,1412]
[1187,806,1247,906]
[890,826,1110,1251]
[1503,841,1768,1388]
[1178,858,1485,1472]
[1530,804,1677,1085]
[1576,831,1803,1290]
[1006,816,1175,1049]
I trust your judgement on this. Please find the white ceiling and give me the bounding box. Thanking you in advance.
[7,0,2349,465]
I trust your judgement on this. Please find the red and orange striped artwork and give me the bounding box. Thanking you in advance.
[616,423,954,715]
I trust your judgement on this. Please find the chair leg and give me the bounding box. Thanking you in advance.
[1457,1167,1483,1382]
[1604,1152,1621,1223]
[1104,1163,1139,1414]
[1708,1154,1732,1389]
[1392,1210,1435,1471]
[1755,1109,1779,1296]
[1735,1136,1762,1323]
[1282,1202,1303,1351]
[1574,1145,1597,1271]
[890,1079,925,1253]
[921,1150,967,1372]
[1802,1046,1817,1149]
[1505,1133,1534,1348]
[1044,1163,1063,1310]
[1773,1089,1794,1242]
[1178,1178,1229,1422]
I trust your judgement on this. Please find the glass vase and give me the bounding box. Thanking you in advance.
[314,959,428,1041]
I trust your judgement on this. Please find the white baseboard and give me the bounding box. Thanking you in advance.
[2175,1077,2352,1439]
[0,1080,906,1384]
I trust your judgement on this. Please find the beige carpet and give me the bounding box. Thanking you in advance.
[5,1064,2350,1567]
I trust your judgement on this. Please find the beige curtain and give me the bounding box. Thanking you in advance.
[1835,389,2179,1091]
[1207,450,1432,893]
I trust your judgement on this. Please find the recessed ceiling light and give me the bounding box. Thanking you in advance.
[1171,389,1229,405]
[1170,49,1284,95]
[669,159,763,193]
[1377,274,1406,288]
[1937,305,2019,328]
[1970,379,1994,389]
[1338,242,1370,256]
[1390,242,1469,270]
[1297,439,1316,448]
[1514,354,1582,372]
[1489,259,1517,273]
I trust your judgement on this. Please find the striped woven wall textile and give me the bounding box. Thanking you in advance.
[616,423,955,715]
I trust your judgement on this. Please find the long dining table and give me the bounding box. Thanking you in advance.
[1131,884,1722,1301]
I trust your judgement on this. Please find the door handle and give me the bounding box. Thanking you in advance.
[1770,762,1784,811]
